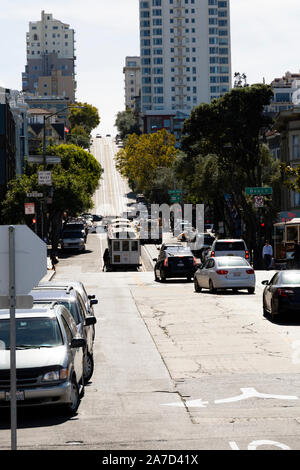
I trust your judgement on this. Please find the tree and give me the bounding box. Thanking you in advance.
[69,102,100,134]
[180,84,277,265]
[115,129,178,196]
[115,108,141,140]
[67,125,91,150]
[1,143,103,251]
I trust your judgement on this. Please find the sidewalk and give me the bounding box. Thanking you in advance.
[40,256,56,282]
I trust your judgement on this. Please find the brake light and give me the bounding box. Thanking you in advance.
[164,258,168,267]
[277,288,295,297]
[246,269,254,274]
[245,250,249,259]
[193,257,197,266]
[216,270,228,275]
[211,251,215,257]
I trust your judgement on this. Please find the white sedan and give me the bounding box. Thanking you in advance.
[194,256,256,294]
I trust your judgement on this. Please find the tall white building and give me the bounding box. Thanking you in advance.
[139,0,232,135]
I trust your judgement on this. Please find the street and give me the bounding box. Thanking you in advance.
[1,137,300,451]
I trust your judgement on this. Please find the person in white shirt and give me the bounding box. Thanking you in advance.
[262,240,273,270]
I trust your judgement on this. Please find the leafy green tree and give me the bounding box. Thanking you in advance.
[115,108,141,140]
[69,102,100,134]
[115,129,178,195]
[1,144,103,251]
[180,84,279,265]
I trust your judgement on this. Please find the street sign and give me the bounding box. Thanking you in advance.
[26,192,43,198]
[28,155,61,164]
[0,225,47,296]
[245,187,272,196]
[24,202,35,215]
[38,171,52,186]
[168,189,182,195]
[254,196,264,208]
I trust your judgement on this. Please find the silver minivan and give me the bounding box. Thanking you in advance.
[205,239,250,262]
[0,303,86,415]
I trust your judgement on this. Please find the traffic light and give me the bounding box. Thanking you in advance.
[260,222,265,228]
[32,218,36,225]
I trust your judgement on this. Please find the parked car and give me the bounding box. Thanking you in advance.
[96,134,101,138]
[0,303,86,415]
[63,221,87,241]
[30,286,97,383]
[194,256,255,294]
[60,230,86,252]
[153,244,197,282]
[262,270,300,320]
[37,281,98,338]
[203,239,250,262]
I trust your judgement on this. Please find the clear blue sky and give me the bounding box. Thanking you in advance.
[1,1,300,134]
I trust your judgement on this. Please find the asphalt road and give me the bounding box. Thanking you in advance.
[1,137,300,451]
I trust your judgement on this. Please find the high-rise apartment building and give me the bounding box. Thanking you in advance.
[123,57,141,111]
[139,0,231,135]
[22,11,76,102]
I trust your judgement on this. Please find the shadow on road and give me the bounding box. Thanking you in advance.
[0,406,77,429]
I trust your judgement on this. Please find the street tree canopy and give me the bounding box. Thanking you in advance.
[69,102,100,134]
[115,108,141,141]
[115,129,178,194]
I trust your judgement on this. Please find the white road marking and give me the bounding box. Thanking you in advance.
[215,387,298,404]
[162,398,209,408]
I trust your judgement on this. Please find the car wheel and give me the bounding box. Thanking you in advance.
[64,376,80,416]
[83,352,94,384]
[209,280,216,294]
[194,278,202,292]
[248,287,255,294]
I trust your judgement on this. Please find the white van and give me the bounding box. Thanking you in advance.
[205,239,250,261]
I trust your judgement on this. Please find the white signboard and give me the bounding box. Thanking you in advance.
[254,196,264,208]
[0,225,47,296]
[24,203,35,215]
[38,171,52,186]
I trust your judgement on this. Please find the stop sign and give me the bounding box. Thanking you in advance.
[0,225,47,296]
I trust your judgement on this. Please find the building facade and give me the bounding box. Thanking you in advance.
[139,0,232,136]
[123,57,141,111]
[0,88,16,203]
[22,11,76,102]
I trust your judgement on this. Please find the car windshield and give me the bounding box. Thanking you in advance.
[217,258,249,267]
[62,232,84,239]
[215,242,245,251]
[281,273,300,285]
[0,317,63,350]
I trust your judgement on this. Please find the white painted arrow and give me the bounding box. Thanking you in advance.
[162,398,209,408]
[215,387,298,404]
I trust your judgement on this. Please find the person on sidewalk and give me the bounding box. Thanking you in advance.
[262,240,273,270]
[50,251,59,271]
[103,248,110,271]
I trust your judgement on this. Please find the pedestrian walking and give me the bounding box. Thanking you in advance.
[103,248,110,271]
[293,240,300,269]
[262,240,273,270]
[50,252,59,271]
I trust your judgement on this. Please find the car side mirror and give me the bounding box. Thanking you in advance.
[90,299,98,306]
[71,338,86,349]
[157,247,160,251]
[88,295,95,300]
[85,317,97,326]
[261,280,269,285]
[153,258,157,262]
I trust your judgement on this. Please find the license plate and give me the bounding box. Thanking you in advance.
[177,263,184,267]
[5,391,25,401]
[233,272,241,277]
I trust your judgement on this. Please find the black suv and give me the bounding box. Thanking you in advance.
[153,244,197,282]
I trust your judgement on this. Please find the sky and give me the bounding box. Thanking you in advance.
[1,0,300,135]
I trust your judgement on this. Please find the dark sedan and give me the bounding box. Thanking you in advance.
[153,245,197,282]
[262,270,300,320]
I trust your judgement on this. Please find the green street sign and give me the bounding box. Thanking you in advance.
[168,189,182,195]
[245,187,273,196]
[170,196,181,203]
